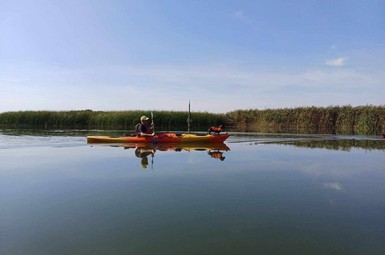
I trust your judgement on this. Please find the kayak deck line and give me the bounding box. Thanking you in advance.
[87,133,230,144]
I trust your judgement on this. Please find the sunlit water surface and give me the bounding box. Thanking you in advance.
[1,130,385,255]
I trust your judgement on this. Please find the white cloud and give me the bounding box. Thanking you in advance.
[1,61,384,113]
[325,57,346,66]
[323,182,343,191]
[233,10,247,21]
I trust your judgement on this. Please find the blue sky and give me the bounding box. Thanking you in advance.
[1,0,384,113]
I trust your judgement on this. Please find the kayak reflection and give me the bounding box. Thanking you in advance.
[124,143,230,168]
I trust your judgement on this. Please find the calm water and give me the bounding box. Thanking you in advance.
[1,130,385,255]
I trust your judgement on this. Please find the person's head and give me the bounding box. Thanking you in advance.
[141,156,148,168]
[140,115,149,123]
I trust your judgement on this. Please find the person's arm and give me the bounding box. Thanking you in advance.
[140,124,155,136]
[140,131,154,137]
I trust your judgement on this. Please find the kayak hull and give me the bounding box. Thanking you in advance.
[87,133,230,144]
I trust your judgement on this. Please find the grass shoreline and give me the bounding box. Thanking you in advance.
[1,105,384,135]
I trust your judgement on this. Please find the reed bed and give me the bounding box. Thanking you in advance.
[225,105,385,135]
[1,105,384,134]
[0,110,225,131]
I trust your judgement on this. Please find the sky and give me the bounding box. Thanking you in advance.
[1,0,384,113]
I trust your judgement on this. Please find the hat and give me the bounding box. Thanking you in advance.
[140,116,149,121]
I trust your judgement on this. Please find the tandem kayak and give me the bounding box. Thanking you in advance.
[87,133,230,144]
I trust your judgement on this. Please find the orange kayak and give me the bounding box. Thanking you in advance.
[87,133,230,144]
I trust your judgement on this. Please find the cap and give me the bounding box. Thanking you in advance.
[140,116,149,121]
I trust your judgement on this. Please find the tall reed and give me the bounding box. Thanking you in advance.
[0,110,225,131]
[1,105,384,134]
[225,105,385,135]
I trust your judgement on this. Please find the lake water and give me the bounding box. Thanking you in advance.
[1,130,385,255]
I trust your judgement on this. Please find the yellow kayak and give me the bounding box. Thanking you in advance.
[87,133,230,144]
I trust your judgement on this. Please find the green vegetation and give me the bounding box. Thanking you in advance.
[225,105,385,135]
[0,105,384,134]
[0,110,224,131]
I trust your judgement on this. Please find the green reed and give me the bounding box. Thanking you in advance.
[1,105,384,134]
[225,105,385,135]
[0,110,225,131]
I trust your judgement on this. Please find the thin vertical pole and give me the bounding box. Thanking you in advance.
[187,100,192,133]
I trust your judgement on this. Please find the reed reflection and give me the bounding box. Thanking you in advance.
[272,139,385,151]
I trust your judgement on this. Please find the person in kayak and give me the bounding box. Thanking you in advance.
[136,116,155,137]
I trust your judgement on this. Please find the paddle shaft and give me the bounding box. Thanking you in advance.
[151,112,156,145]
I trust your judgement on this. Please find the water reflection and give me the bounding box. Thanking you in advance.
[228,133,385,151]
[2,132,385,255]
[134,146,155,168]
[265,138,385,151]
[119,143,230,168]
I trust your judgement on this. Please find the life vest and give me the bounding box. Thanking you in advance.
[135,123,141,135]
[209,126,223,134]
[135,123,150,135]
[209,151,223,159]
[210,127,222,132]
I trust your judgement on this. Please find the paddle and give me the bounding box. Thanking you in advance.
[151,112,157,145]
